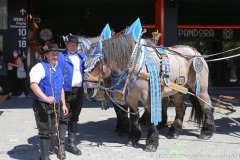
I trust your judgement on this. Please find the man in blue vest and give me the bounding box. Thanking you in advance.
[58,35,86,158]
[29,43,68,160]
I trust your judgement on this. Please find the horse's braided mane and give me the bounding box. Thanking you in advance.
[103,34,134,69]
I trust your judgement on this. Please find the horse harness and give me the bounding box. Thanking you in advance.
[84,39,204,123]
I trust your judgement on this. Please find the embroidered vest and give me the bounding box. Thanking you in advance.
[38,61,63,103]
[58,50,86,91]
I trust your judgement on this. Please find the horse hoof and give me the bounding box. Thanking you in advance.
[125,140,138,147]
[125,141,132,147]
[167,132,179,139]
[144,144,157,152]
[199,133,212,140]
[167,134,179,139]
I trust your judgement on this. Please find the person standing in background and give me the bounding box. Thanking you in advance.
[10,50,28,98]
[57,35,86,159]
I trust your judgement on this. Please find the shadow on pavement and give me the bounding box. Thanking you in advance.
[7,135,39,160]
[214,117,240,138]
[77,117,127,145]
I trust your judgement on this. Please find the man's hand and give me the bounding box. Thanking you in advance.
[62,104,68,116]
[44,96,55,104]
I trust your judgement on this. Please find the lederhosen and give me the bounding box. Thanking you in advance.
[33,61,63,139]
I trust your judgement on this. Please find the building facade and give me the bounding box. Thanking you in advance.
[0,0,240,86]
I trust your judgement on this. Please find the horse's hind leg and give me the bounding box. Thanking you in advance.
[144,111,159,152]
[126,108,141,147]
[167,93,186,139]
[197,91,215,139]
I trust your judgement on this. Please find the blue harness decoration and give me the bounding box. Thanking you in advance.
[155,47,166,55]
[145,51,162,125]
[193,57,204,96]
[110,71,129,105]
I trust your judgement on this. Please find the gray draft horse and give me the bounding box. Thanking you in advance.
[84,34,215,151]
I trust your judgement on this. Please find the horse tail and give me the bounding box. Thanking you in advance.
[188,88,203,126]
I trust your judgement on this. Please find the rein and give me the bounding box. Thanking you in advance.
[142,44,240,62]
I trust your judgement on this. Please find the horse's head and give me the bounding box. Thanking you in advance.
[83,24,112,101]
[83,40,113,102]
[84,40,111,78]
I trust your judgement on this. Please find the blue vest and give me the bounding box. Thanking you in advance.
[58,50,86,91]
[38,61,63,103]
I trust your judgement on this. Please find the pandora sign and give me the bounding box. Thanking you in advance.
[179,29,214,38]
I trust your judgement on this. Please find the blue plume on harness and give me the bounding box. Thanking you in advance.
[100,23,111,40]
[196,81,200,96]
[124,18,142,43]
[145,51,162,125]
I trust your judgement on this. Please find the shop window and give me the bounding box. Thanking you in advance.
[222,42,240,84]
[0,0,7,29]
[179,41,208,54]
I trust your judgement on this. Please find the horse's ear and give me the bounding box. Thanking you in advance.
[100,24,112,41]
[124,18,142,42]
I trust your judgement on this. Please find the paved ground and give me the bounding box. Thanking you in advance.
[0,88,239,160]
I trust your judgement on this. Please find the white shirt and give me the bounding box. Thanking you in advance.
[68,52,82,87]
[29,63,57,84]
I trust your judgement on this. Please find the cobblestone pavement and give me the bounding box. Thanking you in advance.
[0,90,239,160]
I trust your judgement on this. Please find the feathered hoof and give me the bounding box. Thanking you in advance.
[144,144,158,152]
[198,133,213,140]
[125,141,132,147]
[167,131,180,139]
[125,140,138,147]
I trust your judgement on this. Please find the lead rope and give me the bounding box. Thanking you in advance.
[49,67,63,160]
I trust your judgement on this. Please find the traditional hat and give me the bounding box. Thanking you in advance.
[64,35,80,43]
[43,43,59,53]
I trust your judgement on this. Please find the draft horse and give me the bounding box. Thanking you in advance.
[79,35,130,136]
[84,34,215,151]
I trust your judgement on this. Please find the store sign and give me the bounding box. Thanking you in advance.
[178,28,240,41]
[7,0,28,57]
[179,29,214,38]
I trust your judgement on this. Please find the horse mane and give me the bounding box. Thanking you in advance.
[103,34,134,69]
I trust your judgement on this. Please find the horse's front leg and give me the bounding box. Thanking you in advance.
[113,103,130,137]
[168,93,186,139]
[144,110,159,152]
[126,107,141,147]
